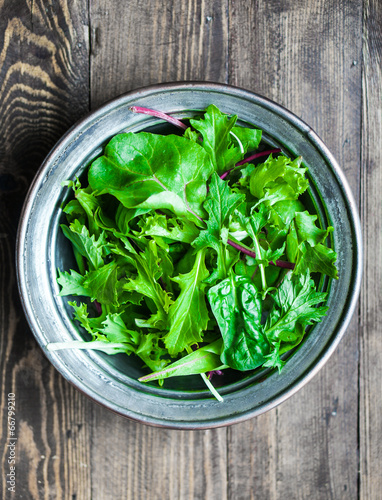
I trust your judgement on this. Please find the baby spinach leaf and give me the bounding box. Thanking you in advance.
[88,132,214,222]
[208,274,269,371]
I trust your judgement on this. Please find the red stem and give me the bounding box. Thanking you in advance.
[235,148,282,166]
[227,239,295,270]
[219,149,282,180]
[130,106,188,131]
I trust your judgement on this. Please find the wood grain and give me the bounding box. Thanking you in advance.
[0,0,91,498]
[228,1,362,498]
[89,0,229,109]
[359,0,382,498]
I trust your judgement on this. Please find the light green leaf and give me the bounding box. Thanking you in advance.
[57,269,92,297]
[61,219,105,270]
[164,250,210,355]
[83,261,119,305]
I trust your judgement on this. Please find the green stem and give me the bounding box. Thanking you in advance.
[252,233,267,292]
[200,373,224,402]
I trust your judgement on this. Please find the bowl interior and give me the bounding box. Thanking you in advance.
[53,116,331,394]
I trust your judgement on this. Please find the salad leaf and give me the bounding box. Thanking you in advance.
[265,271,328,346]
[57,269,92,298]
[136,212,199,243]
[60,219,106,270]
[189,104,240,173]
[88,132,214,222]
[139,339,226,382]
[250,155,309,206]
[193,173,244,281]
[164,249,210,355]
[208,274,269,371]
[83,261,119,306]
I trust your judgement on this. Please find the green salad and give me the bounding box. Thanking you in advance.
[48,105,338,401]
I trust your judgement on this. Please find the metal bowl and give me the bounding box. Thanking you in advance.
[16,82,362,429]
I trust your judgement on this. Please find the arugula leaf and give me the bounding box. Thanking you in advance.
[101,313,140,344]
[123,240,173,322]
[263,342,286,372]
[294,242,338,279]
[88,132,214,222]
[286,212,338,278]
[164,249,210,355]
[61,219,105,270]
[68,301,104,338]
[83,261,119,305]
[265,271,328,346]
[208,274,269,371]
[294,211,333,246]
[193,173,244,281]
[189,104,239,172]
[57,269,92,298]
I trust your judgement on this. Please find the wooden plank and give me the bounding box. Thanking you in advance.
[228,1,362,498]
[90,418,227,500]
[359,0,382,497]
[0,0,91,498]
[88,1,229,499]
[89,0,229,108]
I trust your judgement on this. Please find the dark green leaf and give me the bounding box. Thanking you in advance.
[208,274,269,371]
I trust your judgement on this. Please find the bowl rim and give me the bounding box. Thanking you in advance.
[16,81,363,429]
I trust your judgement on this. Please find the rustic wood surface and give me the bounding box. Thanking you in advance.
[0,0,379,498]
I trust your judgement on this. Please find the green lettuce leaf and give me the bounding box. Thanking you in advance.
[265,271,328,346]
[61,219,106,271]
[250,155,309,206]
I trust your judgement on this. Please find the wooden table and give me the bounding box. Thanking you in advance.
[1,1,379,498]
